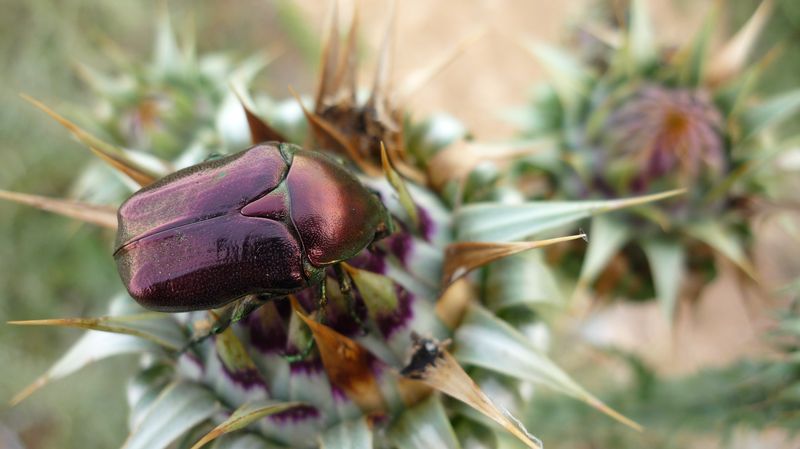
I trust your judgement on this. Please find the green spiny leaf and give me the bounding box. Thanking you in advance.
[154,4,183,74]
[455,190,684,242]
[676,4,718,86]
[319,417,373,449]
[685,221,757,280]
[382,143,420,230]
[343,263,399,318]
[625,0,656,72]
[524,42,592,109]
[389,396,461,449]
[578,215,631,288]
[128,364,175,430]
[123,382,220,449]
[741,89,800,141]
[642,239,686,322]
[454,304,641,430]
[11,332,153,406]
[485,251,563,311]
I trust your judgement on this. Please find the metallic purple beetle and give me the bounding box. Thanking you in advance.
[114,142,392,314]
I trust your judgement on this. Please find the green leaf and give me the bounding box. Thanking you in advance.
[381,144,420,230]
[741,89,800,140]
[21,94,171,186]
[578,215,631,287]
[154,5,183,73]
[454,304,641,430]
[485,251,563,311]
[523,42,591,108]
[214,327,265,383]
[343,263,399,318]
[128,364,175,430]
[11,331,153,405]
[319,417,373,449]
[388,396,461,449]
[207,433,282,449]
[685,221,757,280]
[190,400,301,449]
[626,0,656,70]
[123,382,220,449]
[641,239,686,322]
[455,190,683,242]
[676,4,718,86]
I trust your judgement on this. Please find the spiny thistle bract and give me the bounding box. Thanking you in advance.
[497,0,800,319]
[526,289,800,448]
[2,5,682,449]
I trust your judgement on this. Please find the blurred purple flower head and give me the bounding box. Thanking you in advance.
[604,84,725,186]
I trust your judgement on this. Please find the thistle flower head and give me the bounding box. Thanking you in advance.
[603,84,725,188]
[509,0,799,318]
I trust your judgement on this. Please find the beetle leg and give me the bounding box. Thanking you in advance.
[283,338,316,363]
[314,279,329,325]
[333,263,367,335]
[179,295,274,353]
[281,283,325,362]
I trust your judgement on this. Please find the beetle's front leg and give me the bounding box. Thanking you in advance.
[180,295,274,353]
[333,263,367,334]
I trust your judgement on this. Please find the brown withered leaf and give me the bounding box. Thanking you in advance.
[707,0,774,86]
[400,335,543,449]
[8,313,181,350]
[434,278,474,330]
[21,94,169,186]
[365,0,396,121]
[330,0,359,108]
[315,0,359,109]
[289,87,382,177]
[426,139,546,193]
[362,1,408,166]
[0,190,117,229]
[231,87,287,144]
[315,0,342,111]
[394,26,487,105]
[443,233,587,287]
[289,296,387,413]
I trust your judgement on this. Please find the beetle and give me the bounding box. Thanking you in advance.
[114,142,392,336]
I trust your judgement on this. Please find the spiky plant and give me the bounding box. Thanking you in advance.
[2,5,682,449]
[527,289,800,449]
[67,10,271,205]
[494,0,800,319]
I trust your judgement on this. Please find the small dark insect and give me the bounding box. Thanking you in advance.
[401,333,449,379]
[114,142,392,337]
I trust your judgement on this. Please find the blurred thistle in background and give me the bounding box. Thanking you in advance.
[488,0,800,322]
